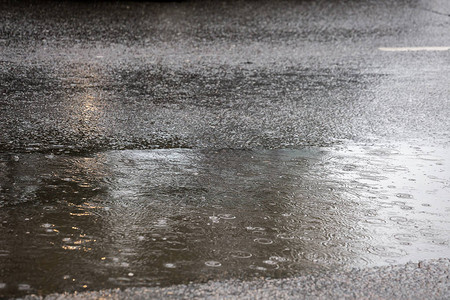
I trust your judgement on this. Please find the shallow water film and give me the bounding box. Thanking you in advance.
[0,141,449,297]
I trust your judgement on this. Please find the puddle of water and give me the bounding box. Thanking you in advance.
[0,141,449,297]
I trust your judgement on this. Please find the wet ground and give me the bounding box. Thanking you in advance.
[1,142,450,297]
[22,259,450,300]
[1,0,450,298]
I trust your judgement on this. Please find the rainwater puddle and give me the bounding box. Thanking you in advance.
[0,140,449,297]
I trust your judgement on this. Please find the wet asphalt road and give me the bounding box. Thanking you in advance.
[1,0,450,299]
[1,0,449,152]
[23,259,450,300]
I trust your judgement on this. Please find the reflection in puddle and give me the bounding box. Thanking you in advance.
[0,141,449,297]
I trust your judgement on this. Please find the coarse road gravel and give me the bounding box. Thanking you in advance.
[23,259,450,300]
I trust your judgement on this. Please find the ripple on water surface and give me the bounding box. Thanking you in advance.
[205,261,222,267]
[0,141,449,297]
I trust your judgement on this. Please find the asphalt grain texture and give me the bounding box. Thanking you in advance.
[2,0,450,299]
[1,0,450,153]
[22,259,450,300]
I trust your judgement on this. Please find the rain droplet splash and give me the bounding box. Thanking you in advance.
[254,238,273,245]
[1,142,449,296]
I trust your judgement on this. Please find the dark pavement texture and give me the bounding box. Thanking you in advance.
[1,1,450,299]
[1,0,449,153]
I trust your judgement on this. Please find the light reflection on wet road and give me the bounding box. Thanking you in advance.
[1,0,450,298]
[0,141,448,296]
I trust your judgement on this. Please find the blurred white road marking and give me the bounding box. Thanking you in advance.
[379,47,450,52]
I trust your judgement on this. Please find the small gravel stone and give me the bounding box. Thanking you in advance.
[23,259,450,300]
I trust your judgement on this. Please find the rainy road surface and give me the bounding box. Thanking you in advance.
[1,0,450,298]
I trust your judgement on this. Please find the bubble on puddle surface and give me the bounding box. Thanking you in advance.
[254,238,273,245]
[218,214,236,220]
[230,251,252,258]
[137,236,145,241]
[164,263,176,269]
[41,223,53,228]
[128,272,134,277]
[263,260,277,265]
[205,261,221,267]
